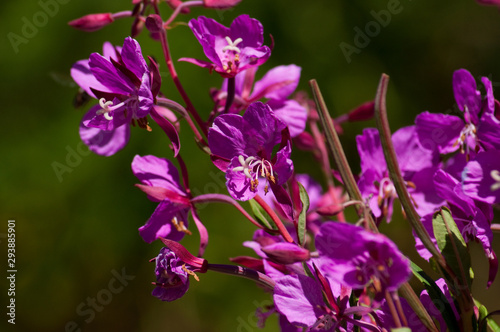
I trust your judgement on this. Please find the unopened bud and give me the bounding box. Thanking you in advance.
[203,0,242,9]
[68,13,114,32]
[166,0,191,13]
[347,100,375,122]
[293,132,316,151]
[261,243,310,265]
[316,203,344,216]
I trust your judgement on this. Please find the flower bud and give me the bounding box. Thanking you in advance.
[347,100,375,122]
[68,13,114,32]
[293,132,317,151]
[261,243,310,265]
[203,0,242,9]
[166,0,191,13]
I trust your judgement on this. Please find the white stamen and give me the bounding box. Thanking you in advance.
[231,155,276,188]
[222,36,243,53]
[97,98,115,120]
[491,170,500,191]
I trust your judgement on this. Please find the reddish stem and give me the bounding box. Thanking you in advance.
[254,194,294,243]
[152,3,208,140]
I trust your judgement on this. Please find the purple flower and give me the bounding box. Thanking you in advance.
[419,278,459,332]
[428,169,497,286]
[208,102,293,201]
[315,222,411,293]
[71,37,159,156]
[132,155,191,243]
[215,65,307,137]
[152,247,190,301]
[462,149,500,205]
[180,15,271,78]
[375,297,428,331]
[274,266,377,331]
[356,126,443,222]
[415,69,500,156]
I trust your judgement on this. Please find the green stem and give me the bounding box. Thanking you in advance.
[309,79,377,231]
[310,78,439,332]
[373,74,453,274]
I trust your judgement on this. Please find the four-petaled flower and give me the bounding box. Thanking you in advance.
[208,102,293,201]
[180,14,271,78]
[132,155,191,243]
[214,65,307,137]
[152,247,192,302]
[416,68,500,157]
[315,222,411,293]
[71,37,160,156]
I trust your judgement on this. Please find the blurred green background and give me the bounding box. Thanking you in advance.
[1,0,500,331]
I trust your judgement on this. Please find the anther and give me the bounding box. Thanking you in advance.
[171,217,192,235]
[182,264,200,281]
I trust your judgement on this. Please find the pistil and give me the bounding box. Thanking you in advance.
[491,170,500,191]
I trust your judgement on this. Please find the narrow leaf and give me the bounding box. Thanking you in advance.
[297,182,310,247]
[410,261,460,332]
[249,199,275,230]
[432,207,473,290]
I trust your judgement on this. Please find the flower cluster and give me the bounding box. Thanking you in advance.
[68,1,499,331]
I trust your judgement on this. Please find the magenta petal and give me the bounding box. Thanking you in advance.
[462,150,500,204]
[393,125,437,173]
[356,128,386,176]
[243,102,286,153]
[415,111,463,154]
[71,59,110,97]
[273,142,294,185]
[139,200,189,243]
[274,274,325,328]
[269,99,307,137]
[453,68,481,124]
[251,65,301,101]
[89,53,134,95]
[209,114,257,160]
[79,106,130,156]
[477,112,500,150]
[120,37,148,80]
[131,154,184,194]
[229,14,264,48]
[433,169,475,217]
[482,76,495,116]
[316,222,410,291]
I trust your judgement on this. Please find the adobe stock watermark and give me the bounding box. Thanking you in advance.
[52,129,110,183]
[52,142,91,183]
[339,0,404,64]
[65,268,135,332]
[7,0,72,54]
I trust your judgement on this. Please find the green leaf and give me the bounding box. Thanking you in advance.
[249,199,275,230]
[475,299,500,332]
[297,182,310,247]
[390,328,412,332]
[302,261,315,279]
[410,261,460,332]
[432,207,473,291]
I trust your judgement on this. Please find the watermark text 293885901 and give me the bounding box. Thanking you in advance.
[6,220,17,325]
